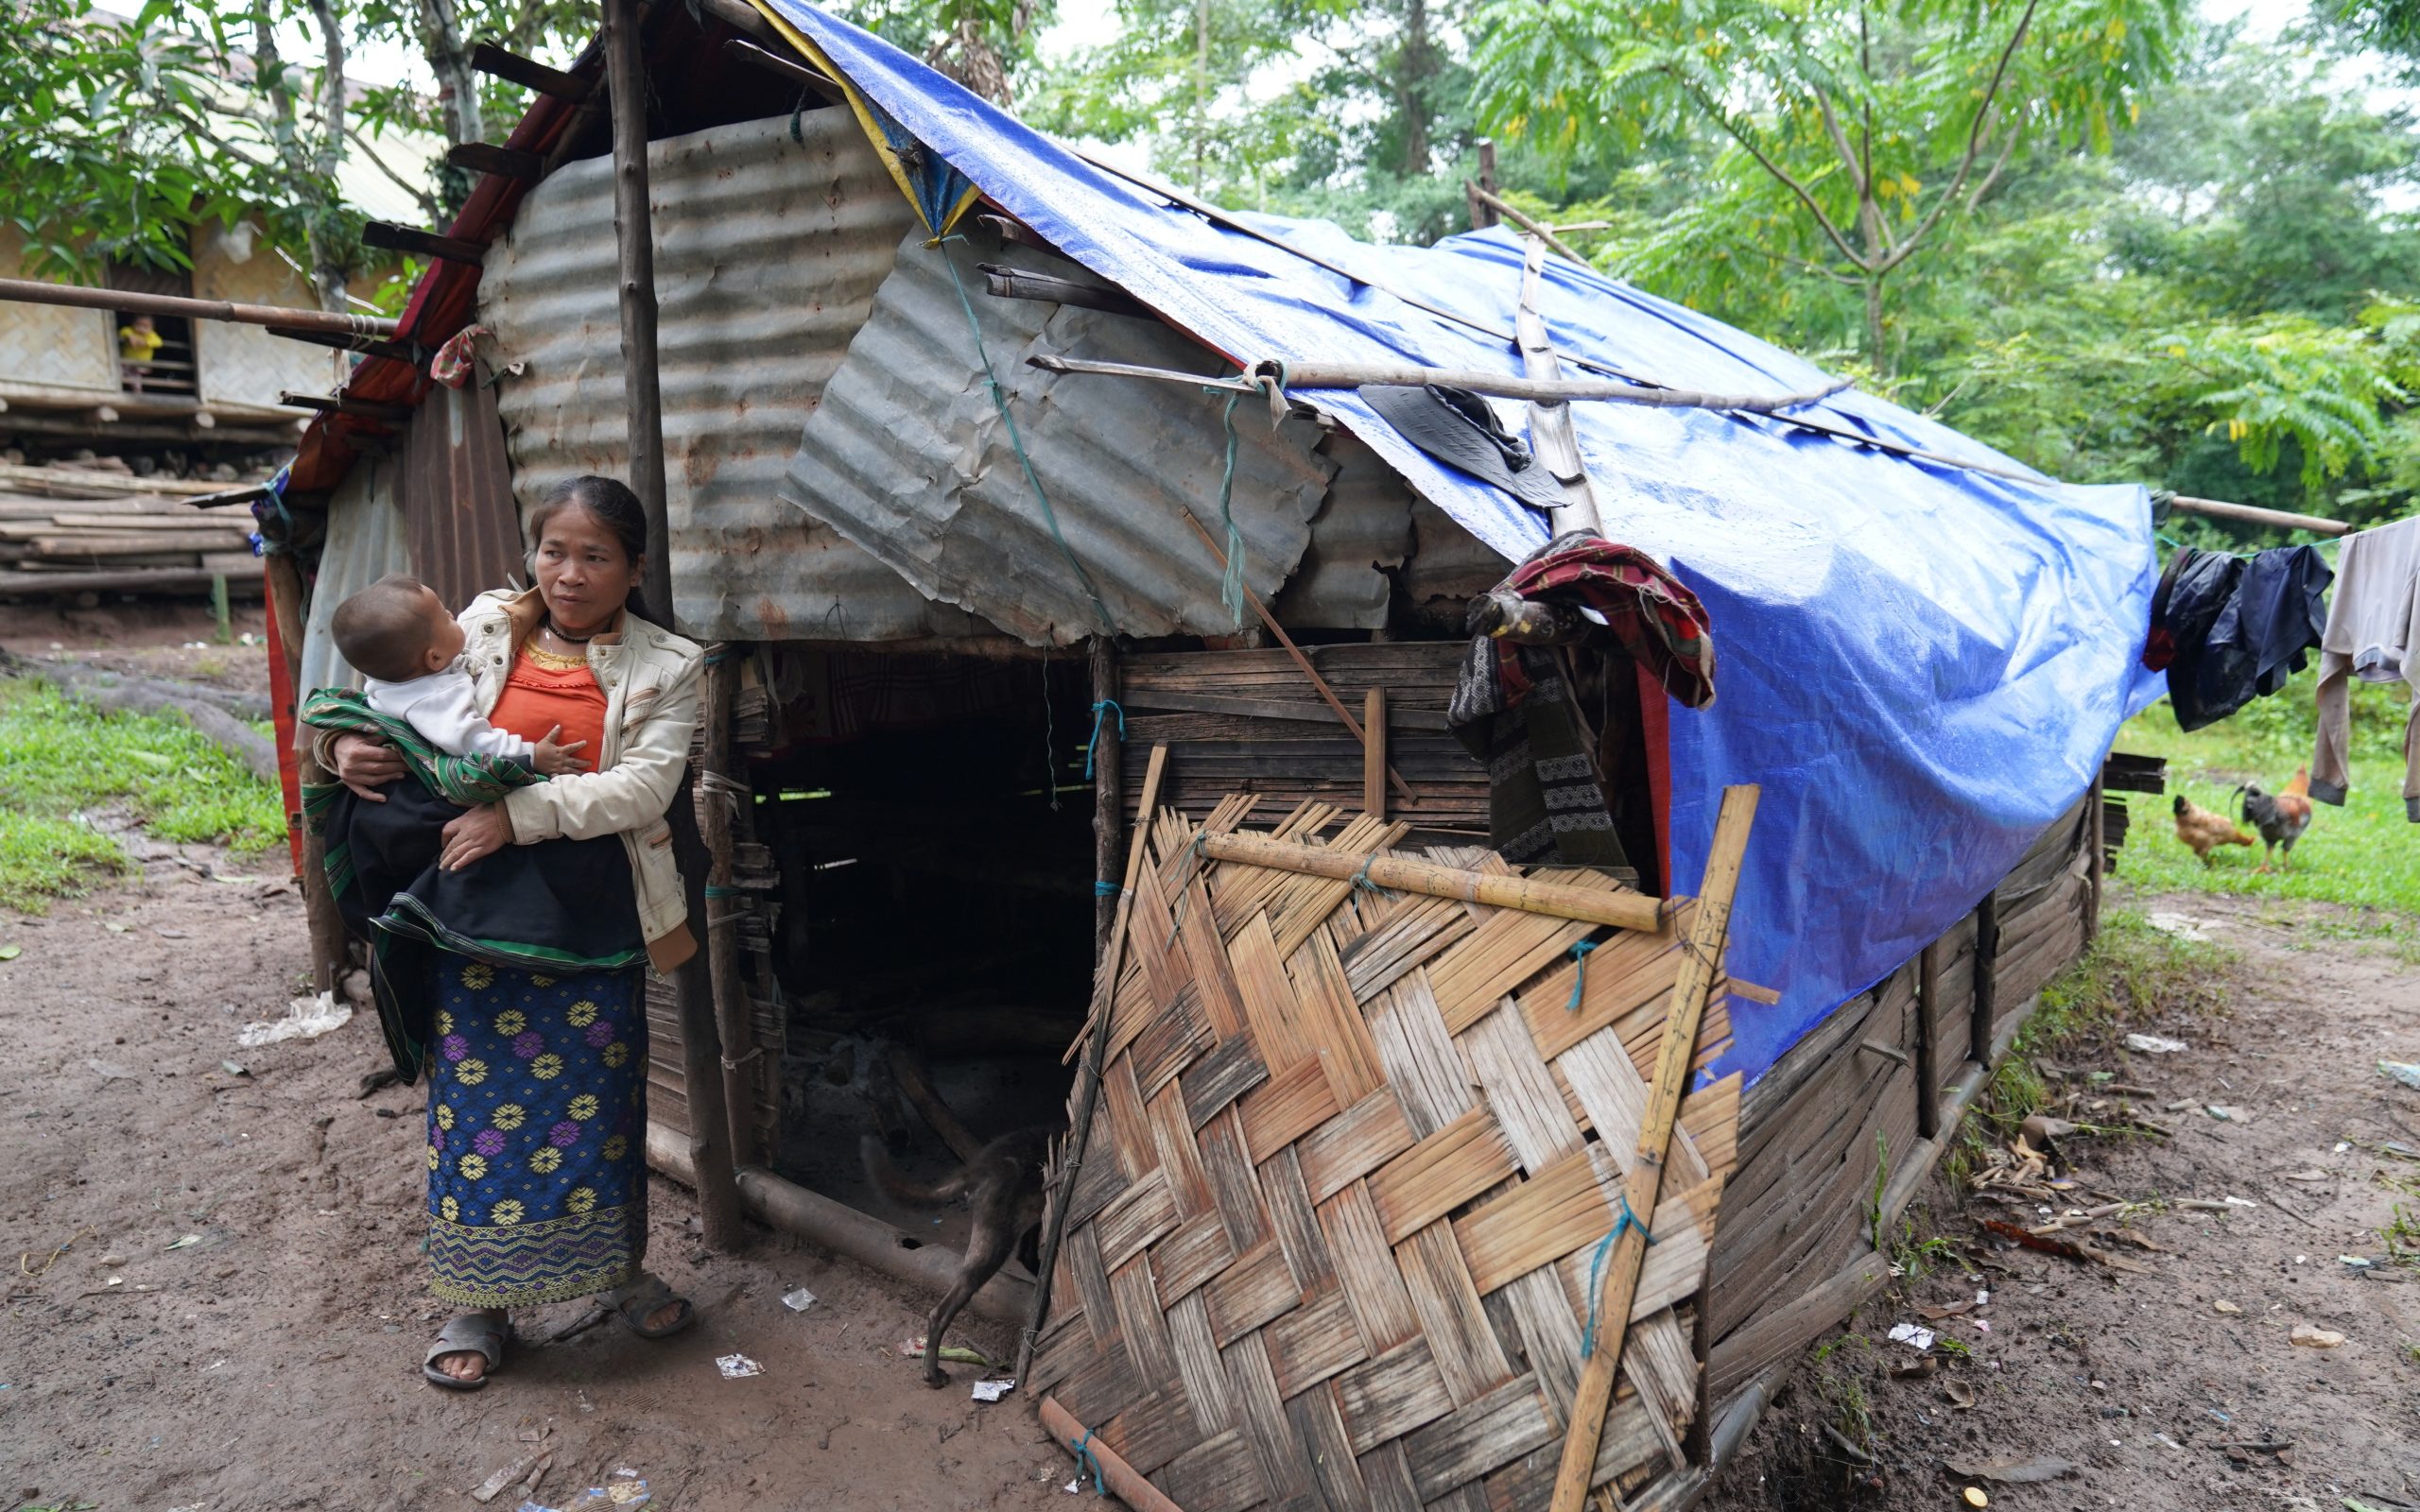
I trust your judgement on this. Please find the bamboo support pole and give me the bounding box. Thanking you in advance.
[1362,686,1386,818]
[1550,784,1758,1512]
[1264,359,1854,414]
[1200,831,1668,933]
[1516,234,1603,536]
[609,0,742,1253]
[1016,744,1169,1382]
[1091,636,1123,958]
[1914,941,1942,1140]
[2161,493,2349,537]
[1468,182,1589,266]
[264,551,349,994]
[700,651,759,1169]
[0,276,400,338]
[1176,507,1416,804]
[1040,1397,1189,1512]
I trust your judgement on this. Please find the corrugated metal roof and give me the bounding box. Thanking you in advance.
[779,230,1380,645]
[1270,430,1416,629]
[401,380,526,611]
[478,109,978,641]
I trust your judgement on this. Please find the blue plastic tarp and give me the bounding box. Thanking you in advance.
[765,0,2166,1084]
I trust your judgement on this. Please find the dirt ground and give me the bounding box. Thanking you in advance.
[1704,888,2420,1511]
[0,864,1072,1511]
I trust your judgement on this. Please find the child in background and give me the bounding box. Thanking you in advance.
[118,314,163,391]
[331,574,586,774]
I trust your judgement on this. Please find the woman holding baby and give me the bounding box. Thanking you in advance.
[311,474,702,1389]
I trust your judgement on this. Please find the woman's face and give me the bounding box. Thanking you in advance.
[531,504,642,637]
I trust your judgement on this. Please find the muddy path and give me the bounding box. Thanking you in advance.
[1706,889,2420,1510]
[0,844,1070,1512]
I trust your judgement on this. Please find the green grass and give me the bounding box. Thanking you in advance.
[2112,666,2420,915]
[0,677,284,912]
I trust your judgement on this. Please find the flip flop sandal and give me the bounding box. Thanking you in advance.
[607,1273,695,1339]
[424,1313,508,1391]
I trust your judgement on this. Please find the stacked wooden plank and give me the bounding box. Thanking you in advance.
[1030,795,1744,1511]
[0,466,261,596]
[1119,644,1490,848]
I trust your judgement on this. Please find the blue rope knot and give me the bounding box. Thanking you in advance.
[703,885,746,899]
[1069,1429,1106,1495]
[1083,698,1126,779]
[1349,852,1382,892]
[1580,1194,1656,1360]
[1209,383,1249,629]
[1566,938,1600,1012]
[1094,880,1123,897]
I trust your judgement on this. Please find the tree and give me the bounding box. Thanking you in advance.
[1471,0,2194,371]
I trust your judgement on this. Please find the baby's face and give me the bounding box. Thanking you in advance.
[420,588,466,670]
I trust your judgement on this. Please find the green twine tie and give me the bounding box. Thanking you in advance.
[1211,386,1247,629]
[936,237,1115,635]
[1068,1429,1106,1496]
[1580,1193,1656,1360]
[1567,938,1599,1011]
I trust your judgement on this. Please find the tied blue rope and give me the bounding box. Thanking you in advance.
[1580,1193,1656,1359]
[1068,1429,1105,1496]
[936,236,1115,633]
[1083,698,1126,780]
[1094,880,1123,897]
[1209,383,1248,628]
[1566,938,1600,1012]
[1350,853,1382,892]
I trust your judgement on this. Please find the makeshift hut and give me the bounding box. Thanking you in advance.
[262,2,2161,1505]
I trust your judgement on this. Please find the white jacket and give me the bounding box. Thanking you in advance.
[319,586,703,971]
[363,662,535,762]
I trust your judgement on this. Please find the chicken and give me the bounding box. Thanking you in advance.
[2173,793,2255,867]
[2236,767,2315,872]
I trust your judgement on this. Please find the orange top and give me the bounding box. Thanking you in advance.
[488,645,606,774]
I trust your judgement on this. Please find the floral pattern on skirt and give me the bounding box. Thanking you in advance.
[424,954,648,1309]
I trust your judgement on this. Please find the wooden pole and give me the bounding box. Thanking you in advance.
[1913,941,1941,1140]
[607,0,743,1253]
[1516,235,1603,537]
[1091,636,1123,960]
[1469,183,1589,266]
[1016,744,1168,1382]
[1040,1397,1189,1512]
[1549,785,1758,1512]
[700,650,759,1169]
[0,276,399,339]
[1970,894,1999,1066]
[1176,507,1416,804]
[2162,493,2348,537]
[1471,138,1500,230]
[1201,831,1667,933]
[1362,686,1386,819]
[262,551,348,994]
[1269,361,1853,414]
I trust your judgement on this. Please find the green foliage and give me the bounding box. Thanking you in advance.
[0,679,284,913]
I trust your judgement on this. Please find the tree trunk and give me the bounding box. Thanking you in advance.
[1399,0,1430,177]
[306,0,352,314]
[420,0,486,214]
[1862,274,1888,376]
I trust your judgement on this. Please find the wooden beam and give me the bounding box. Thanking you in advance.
[1201,830,1668,933]
[470,40,592,100]
[1470,181,1589,266]
[1516,233,1602,535]
[1362,686,1386,818]
[1914,942,1941,1140]
[1551,784,1758,1512]
[263,326,425,367]
[606,0,744,1255]
[1040,1398,1189,1512]
[979,263,1151,320]
[0,275,399,338]
[360,220,489,266]
[445,140,545,181]
[1017,744,1169,1383]
[265,551,349,994]
[721,37,848,103]
[2163,492,2348,537]
[277,390,414,424]
[700,649,760,1168]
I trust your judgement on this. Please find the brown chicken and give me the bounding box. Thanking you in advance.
[2236,767,2315,872]
[2173,793,2255,867]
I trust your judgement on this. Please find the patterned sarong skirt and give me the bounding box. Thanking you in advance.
[423,953,648,1308]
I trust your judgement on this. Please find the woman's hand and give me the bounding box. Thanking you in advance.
[331,732,407,801]
[440,804,516,872]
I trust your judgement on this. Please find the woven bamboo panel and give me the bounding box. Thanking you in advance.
[1033,797,1747,1511]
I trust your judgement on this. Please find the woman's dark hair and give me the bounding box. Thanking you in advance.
[527,474,655,624]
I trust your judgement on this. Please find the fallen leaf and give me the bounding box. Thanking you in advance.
[1943,1454,2078,1484]
[1916,1299,1978,1320]
[1942,1378,1977,1410]
[0,944,21,961]
[2289,1325,2344,1349]
[2020,1114,2079,1143]
[2125,1033,2187,1055]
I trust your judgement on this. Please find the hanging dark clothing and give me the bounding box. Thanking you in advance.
[1448,533,1715,866]
[2157,545,2332,732]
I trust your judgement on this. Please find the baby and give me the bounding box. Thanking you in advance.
[331,574,584,774]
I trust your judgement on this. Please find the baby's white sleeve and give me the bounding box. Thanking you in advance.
[414,679,534,762]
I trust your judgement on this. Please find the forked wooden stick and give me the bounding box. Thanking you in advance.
[1549,784,1759,1512]
[1015,744,1168,1380]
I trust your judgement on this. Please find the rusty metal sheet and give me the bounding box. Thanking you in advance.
[401,380,527,611]
[779,230,1375,645]
[477,109,977,642]
[1270,429,1417,629]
